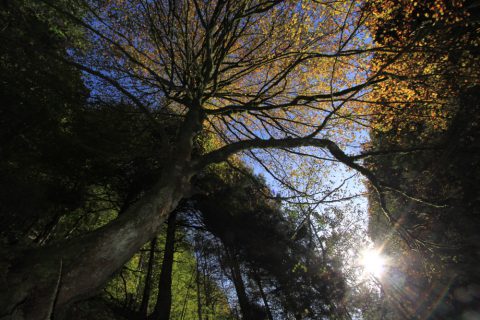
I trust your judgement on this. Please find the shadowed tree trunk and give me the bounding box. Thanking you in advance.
[1,173,184,320]
[253,272,273,320]
[150,210,177,320]
[196,258,203,320]
[139,237,157,318]
[226,248,255,320]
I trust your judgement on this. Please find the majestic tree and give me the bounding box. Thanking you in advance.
[1,0,416,318]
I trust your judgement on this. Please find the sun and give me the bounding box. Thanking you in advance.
[360,248,387,278]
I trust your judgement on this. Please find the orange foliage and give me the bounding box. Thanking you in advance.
[364,0,479,135]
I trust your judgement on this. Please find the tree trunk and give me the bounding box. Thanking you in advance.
[139,237,157,318]
[196,258,203,320]
[254,273,273,320]
[0,108,203,320]
[0,172,184,320]
[150,210,177,320]
[226,248,254,320]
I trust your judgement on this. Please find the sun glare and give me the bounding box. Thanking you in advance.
[360,248,387,278]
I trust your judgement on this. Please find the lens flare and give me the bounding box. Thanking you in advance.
[360,248,387,278]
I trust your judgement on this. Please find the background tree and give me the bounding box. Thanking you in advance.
[194,168,346,319]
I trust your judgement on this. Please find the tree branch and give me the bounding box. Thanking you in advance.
[204,78,386,115]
